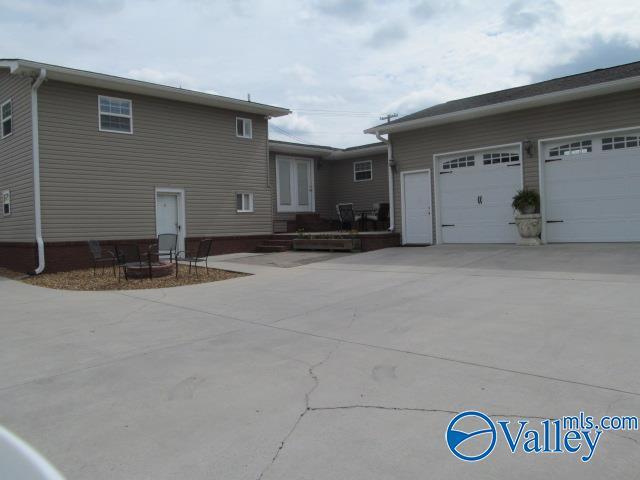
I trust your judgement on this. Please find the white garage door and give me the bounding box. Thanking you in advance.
[543,131,640,242]
[439,147,521,243]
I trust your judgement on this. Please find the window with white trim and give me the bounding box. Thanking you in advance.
[548,140,592,158]
[602,135,639,151]
[99,96,132,133]
[482,152,520,165]
[442,155,475,170]
[236,117,252,138]
[236,193,254,212]
[1,100,12,138]
[353,160,372,181]
[2,190,10,216]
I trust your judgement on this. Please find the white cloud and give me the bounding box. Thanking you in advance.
[270,112,316,135]
[281,63,319,86]
[127,68,201,89]
[1,0,640,147]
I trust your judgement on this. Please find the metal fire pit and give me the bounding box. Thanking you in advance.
[124,261,175,279]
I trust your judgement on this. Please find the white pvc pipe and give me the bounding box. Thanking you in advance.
[30,68,47,275]
[375,132,395,232]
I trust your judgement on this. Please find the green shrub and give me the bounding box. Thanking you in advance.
[512,189,540,213]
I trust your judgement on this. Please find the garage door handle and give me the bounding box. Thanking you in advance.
[440,171,452,175]
[442,224,455,227]
[508,222,516,225]
[546,220,564,223]
[507,163,521,166]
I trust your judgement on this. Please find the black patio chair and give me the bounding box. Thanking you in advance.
[148,233,178,263]
[336,203,357,230]
[114,243,142,280]
[87,240,117,276]
[175,238,214,277]
[364,202,390,230]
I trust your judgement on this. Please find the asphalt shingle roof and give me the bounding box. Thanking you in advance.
[380,61,640,128]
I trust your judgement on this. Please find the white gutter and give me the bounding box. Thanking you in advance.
[375,132,395,232]
[30,68,47,275]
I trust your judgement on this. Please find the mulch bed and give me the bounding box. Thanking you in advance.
[0,266,249,291]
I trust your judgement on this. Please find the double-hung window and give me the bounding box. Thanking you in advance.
[236,193,254,212]
[236,117,252,139]
[1,100,12,138]
[353,160,373,182]
[99,96,132,134]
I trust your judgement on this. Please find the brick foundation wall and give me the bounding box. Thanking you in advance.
[1,233,400,274]
[0,243,38,273]
[1,235,274,274]
[359,233,401,252]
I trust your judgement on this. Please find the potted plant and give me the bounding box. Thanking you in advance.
[512,189,540,214]
[511,189,542,245]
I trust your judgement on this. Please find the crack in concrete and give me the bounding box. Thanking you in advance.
[257,342,341,480]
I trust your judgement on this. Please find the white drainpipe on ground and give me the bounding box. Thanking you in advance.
[30,68,47,275]
[375,132,395,232]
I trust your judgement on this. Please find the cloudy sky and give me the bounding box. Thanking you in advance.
[2,0,640,147]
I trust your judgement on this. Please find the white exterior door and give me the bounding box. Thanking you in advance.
[438,147,521,243]
[156,191,184,252]
[402,170,432,244]
[543,131,640,242]
[276,155,314,212]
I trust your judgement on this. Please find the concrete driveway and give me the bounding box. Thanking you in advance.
[1,244,639,479]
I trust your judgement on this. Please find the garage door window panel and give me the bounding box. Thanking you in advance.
[602,135,639,151]
[442,155,475,170]
[548,140,592,159]
[482,152,519,165]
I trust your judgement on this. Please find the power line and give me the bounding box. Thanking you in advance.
[269,124,310,144]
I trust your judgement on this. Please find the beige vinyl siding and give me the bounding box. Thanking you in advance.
[38,80,272,241]
[0,70,34,242]
[390,88,640,237]
[328,153,388,215]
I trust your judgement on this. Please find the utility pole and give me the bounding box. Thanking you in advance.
[380,113,398,123]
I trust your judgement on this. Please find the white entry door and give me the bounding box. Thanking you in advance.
[402,170,433,244]
[438,147,521,243]
[543,131,640,242]
[156,191,185,252]
[276,156,314,212]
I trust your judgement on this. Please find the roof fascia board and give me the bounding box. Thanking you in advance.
[1,60,290,117]
[365,75,640,134]
[327,144,387,159]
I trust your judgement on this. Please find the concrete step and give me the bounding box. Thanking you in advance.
[255,245,289,253]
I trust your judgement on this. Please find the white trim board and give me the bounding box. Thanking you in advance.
[274,154,315,213]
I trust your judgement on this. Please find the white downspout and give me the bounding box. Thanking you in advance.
[30,68,47,275]
[375,132,395,232]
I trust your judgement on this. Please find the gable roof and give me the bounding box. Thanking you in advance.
[0,59,290,117]
[366,60,640,135]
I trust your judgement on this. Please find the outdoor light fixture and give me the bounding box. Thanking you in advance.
[523,140,534,157]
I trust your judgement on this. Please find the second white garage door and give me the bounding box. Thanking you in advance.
[543,130,640,242]
[438,146,521,243]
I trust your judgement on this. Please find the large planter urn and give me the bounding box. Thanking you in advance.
[514,213,542,246]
